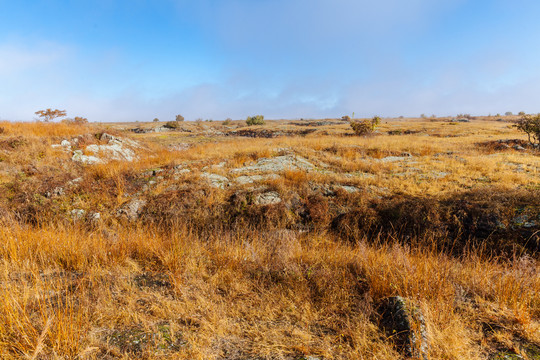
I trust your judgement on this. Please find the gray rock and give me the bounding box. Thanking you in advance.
[72,150,103,165]
[70,209,86,220]
[201,173,230,189]
[46,186,65,198]
[512,214,539,228]
[230,155,316,174]
[60,140,71,147]
[117,199,147,220]
[336,185,360,193]
[86,143,137,162]
[254,191,282,205]
[235,174,280,185]
[378,296,429,360]
[513,145,526,151]
[378,156,414,163]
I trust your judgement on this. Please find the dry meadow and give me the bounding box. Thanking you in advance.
[0,117,538,359]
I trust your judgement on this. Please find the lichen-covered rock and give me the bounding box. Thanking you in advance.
[85,143,136,162]
[72,150,103,165]
[230,155,316,174]
[201,173,230,189]
[378,296,429,360]
[117,199,147,220]
[254,191,282,205]
[234,174,280,185]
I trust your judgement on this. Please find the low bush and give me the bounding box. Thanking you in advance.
[246,115,265,126]
[164,121,181,129]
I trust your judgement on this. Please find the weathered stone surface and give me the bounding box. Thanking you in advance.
[86,143,137,162]
[378,155,414,163]
[378,296,429,360]
[117,199,147,220]
[234,174,280,185]
[60,139,71,147]
[71,209,86,220]
[336,185,360,193]
[72,150,103,165]
[254,191,282,205]
[230,155,316,174]
[201,173,230,189]
[46,186,65,198]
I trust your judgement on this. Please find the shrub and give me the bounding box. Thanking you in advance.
[505,111,513,116]
[518,111,526,116]
[62,116,88,125]
[223,118,233,125]
[514,114,540,147]
[246,115,265,126]
[164,121,181,129]
[175,114,184,122]
[153,118,159,122]
[341,115,351,122]
[350,120,373,135]
[350,116,380,136]
[35,108,67,122]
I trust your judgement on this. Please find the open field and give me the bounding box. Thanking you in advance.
[0,117,538,359]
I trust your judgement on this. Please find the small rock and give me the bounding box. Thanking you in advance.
[378,296,429,360]
[72,150,103,165]
[513,145,526,151]
[201,173,230,189]
[61,140,71,147]
[117,199,147,220]
[255,191,282,205]
[71,209,86,220]
[336,185,360,193]
[46,186,65,198]
[512,214,539,228]
[235,174,280,185]
[378,156,414,163]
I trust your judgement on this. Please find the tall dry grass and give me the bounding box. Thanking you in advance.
[0,221,538,359]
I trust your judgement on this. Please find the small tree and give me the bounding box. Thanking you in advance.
[518,111,526,116]
[246,115,265,126]
[341,115,351,122]
[514,114,540,147]
[35,108,67,122]
[223,118,233,125]
[153,118,159,122]
[175,114,184,122]
[505,111,513,116]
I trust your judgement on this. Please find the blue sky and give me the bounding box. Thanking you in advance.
[1,0,540,122]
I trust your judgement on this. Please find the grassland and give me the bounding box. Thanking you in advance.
[0,117,537,359]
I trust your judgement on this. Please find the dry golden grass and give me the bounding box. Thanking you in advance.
[0,119,538,359]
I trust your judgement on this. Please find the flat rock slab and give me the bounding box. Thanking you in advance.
[235,174,281,185]
[230,155,315,174]
[254,191,282,205]
[201,173,230,189]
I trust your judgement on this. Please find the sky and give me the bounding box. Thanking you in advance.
[1,0,540,122]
